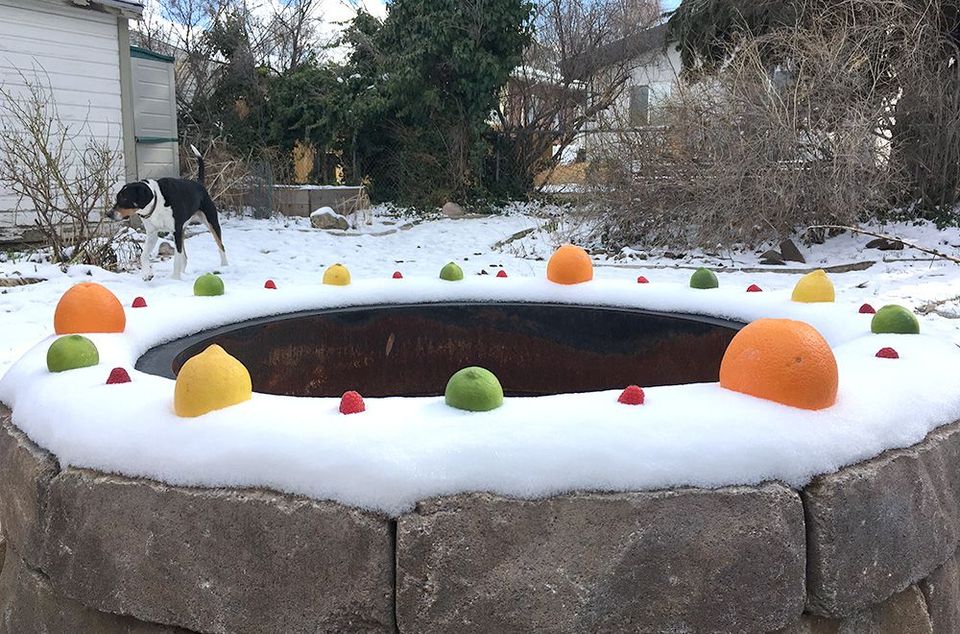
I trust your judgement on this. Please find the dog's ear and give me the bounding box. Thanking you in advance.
[132,182,154,208]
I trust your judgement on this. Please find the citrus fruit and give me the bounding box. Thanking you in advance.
[194,273,225,296]
[174,344,252,417]
[546,244,593,285]
[439,262,464,281]
[690,268,718,289]
[791,269,835,303]
[444,366,504,412]
[47,335,99,373]
[53,282,125,334]
[871,305,919,334]
[719,318,838,410]
[323,263,351,286]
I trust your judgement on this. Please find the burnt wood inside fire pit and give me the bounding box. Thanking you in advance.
[136,303,741,397]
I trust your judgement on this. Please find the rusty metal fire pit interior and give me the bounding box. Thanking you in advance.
[136,303,742,397]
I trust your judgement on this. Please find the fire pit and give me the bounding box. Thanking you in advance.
[1,258,958,633]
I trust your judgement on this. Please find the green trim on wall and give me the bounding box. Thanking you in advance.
[136,136,179,144]
[130,46,175,64]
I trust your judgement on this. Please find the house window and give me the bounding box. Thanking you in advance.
[629,85,650,126]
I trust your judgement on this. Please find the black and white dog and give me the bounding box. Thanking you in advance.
[109,146,227,280]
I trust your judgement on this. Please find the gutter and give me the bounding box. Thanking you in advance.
[69,0,144,19]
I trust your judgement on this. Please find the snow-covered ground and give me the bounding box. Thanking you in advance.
[3,205,960,379]
[2,205,960,515]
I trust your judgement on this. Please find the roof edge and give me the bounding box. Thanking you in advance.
[69,0,144,19]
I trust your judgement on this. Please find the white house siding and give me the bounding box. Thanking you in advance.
[0,0,125,240]
[627,44,683,122]
[131,50,178,179]
[581,44,683,160]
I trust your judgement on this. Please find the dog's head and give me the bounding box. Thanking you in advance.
[108,182,154,220]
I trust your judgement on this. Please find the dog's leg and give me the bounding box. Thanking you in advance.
[200,197,228,266]
[141,230,158,280]
[172,220,187,280]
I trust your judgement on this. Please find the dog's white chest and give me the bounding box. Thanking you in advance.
[140,181,174,232]
[146,206,174,233]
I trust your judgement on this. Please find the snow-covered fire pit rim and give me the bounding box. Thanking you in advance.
[1,276,959,517]
[0,408,956,633]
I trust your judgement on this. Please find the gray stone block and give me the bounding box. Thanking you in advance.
[920,552,960,634]
[775,585,933,633]
[397,484,806,634]
[0,548,192,633]
[43,468,395,634]
[0,413,59,569]
[803,422,960,617]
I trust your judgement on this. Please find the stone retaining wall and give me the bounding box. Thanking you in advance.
[1,407,959,633]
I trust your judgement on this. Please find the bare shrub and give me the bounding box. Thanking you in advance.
[585,0,957,248]
[178,137,244,207]
[494,0,661,195]
[0,72,126,268]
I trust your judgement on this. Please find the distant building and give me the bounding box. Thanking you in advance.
[0,0,178,243]
[574,22,680,154]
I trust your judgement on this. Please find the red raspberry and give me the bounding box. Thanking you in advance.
[618,385,645,405]
[106,367,131,384]
[746,284,762,292]
[859,303,876,314]
[264,279,277,289]
[636,276,649,284]
[876,347,899,359]
[131,296,147,308]
[339,391,366,414]
[392,271,403,279]
[496,270,508,278]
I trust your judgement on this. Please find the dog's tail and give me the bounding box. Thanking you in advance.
[190,144,205,185]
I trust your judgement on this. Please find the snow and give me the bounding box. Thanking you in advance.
[3,206,960,516]
[309,206,341,218]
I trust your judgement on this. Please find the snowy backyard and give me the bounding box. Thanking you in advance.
[4,205,960,379]
[3,205,960,517]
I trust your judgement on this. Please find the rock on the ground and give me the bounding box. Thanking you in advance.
[760,249,786,265]
[157,242,175,257]
[310,207,349,230]
[441,202,465,218]
[866,238,905,251]
[780,239,806,263]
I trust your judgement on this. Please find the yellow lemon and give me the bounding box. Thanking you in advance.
[323,263,351,286]
[791,269,835,303]
[174,345,252,417]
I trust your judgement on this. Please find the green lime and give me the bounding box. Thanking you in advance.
[440,262,464,281]
[47,335,99,373]
[871,305,919,334]
[444,366,504,412]
[690,267,719,289]
[194,273,225,296]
